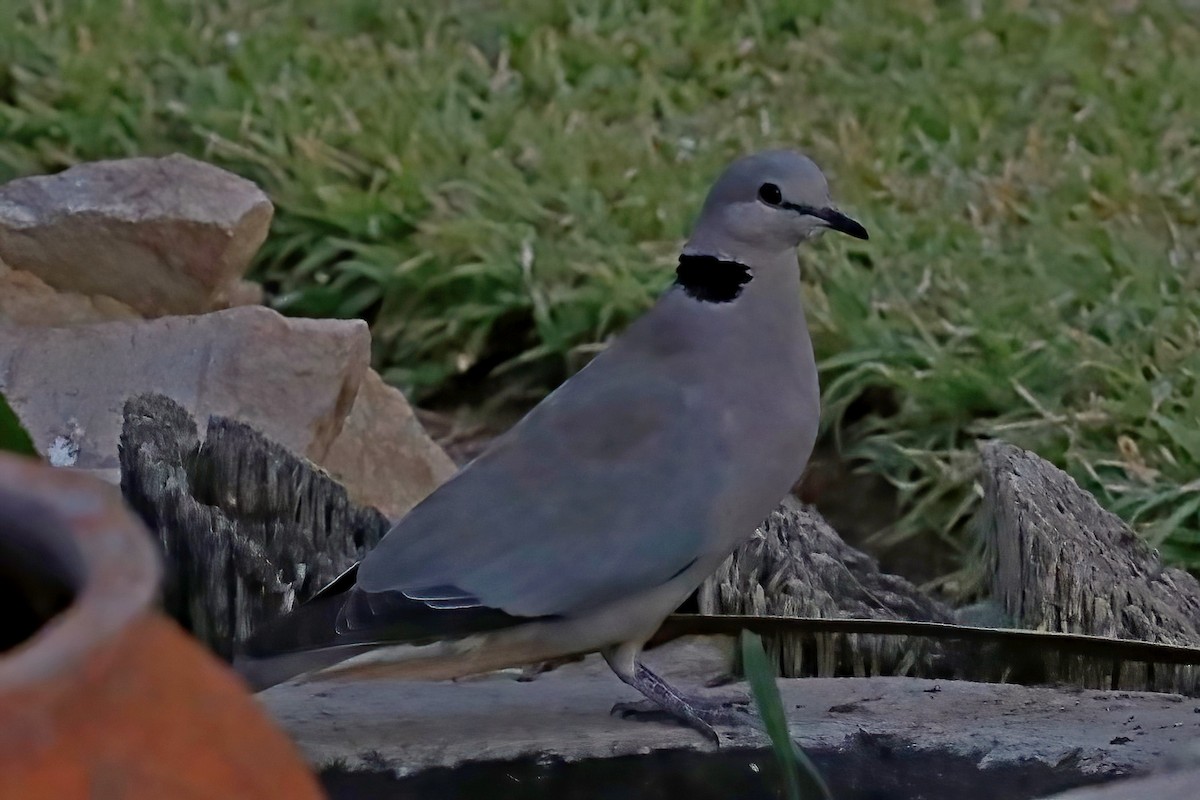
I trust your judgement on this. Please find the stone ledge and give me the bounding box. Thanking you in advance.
[261,637,1200,780]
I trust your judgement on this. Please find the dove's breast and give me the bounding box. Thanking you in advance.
[623,270,820,556]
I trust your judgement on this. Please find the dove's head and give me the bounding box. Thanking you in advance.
[684,150,867,261]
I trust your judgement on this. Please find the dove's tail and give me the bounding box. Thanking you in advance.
[233,564,553,691]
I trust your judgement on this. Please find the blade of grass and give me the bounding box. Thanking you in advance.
[741,630,833,800]
[0,393,37,457]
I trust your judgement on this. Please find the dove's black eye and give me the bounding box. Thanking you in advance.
[758,183,782,206]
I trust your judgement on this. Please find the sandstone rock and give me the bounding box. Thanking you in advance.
[323,368,457,520]
[0,256,140,326]
[0,154,272,317]
[0,300,455,526]
[0,305,369,471]
[223,278,265,308]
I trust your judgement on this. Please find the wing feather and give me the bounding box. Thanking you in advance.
[355,345,729,618]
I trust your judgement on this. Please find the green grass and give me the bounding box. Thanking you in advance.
[743,630,831,799]
[2,1,1199,574]
[0,392,37,458]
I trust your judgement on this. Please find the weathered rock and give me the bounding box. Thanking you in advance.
[1037,768,1200,800]
[0,305,369,471]
[224,278,265,308]
[699,497,956,678]
[416,407,505,467]
[323,369,456,520]
[980,441,1200,694]
[261,635,1200,790]
[119,394,391,658]
[0,256,140,326]
[0,154,272,317]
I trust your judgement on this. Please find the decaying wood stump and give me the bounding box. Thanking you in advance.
[118,394,1200,696]
[980,440,1200,694]
[699,497,958,678]
[119,393,390,658]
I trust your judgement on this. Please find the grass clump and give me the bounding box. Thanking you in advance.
[2,1,1198,574]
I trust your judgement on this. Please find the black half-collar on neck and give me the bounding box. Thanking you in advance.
[673,254,752,303]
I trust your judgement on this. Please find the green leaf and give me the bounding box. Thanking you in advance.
[741,631,833,800]
[0,392,36,457]
[1153,415,1200,465]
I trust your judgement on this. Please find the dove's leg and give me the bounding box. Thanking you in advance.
[602,646,752,744]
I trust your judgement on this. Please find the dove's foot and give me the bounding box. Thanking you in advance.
[608,660,756,744]
[611,697,752,725]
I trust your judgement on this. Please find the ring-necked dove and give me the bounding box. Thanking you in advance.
[236,150,868,742]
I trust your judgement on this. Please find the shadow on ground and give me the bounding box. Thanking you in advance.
[322,733,1112,800]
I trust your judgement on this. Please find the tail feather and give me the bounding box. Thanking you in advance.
[233,564,556,691]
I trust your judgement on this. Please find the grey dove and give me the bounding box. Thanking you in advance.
[236,150,868,742]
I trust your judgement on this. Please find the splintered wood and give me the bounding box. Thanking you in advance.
[980,440,1200,695]
[699,497,957,679]
[118,393,389,658]
[119,395,1200,697]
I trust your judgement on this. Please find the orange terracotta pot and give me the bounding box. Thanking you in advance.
[0,454,324,800]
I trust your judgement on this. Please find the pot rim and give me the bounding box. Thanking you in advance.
[0,454,160,690]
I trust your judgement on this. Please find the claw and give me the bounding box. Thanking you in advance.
[604,654,758,745]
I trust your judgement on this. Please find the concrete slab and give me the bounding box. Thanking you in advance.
[260,637,1200,780]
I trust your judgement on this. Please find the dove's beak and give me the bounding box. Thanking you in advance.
[814,207,869,240]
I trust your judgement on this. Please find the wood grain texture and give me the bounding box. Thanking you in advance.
[981,440,1200,694]
[119,393,389,658]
